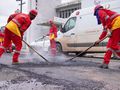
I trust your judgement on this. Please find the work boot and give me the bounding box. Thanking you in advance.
[115,52,120,59]
[99,63,109,69]
[12,52,20,65]
[12,62,19,65]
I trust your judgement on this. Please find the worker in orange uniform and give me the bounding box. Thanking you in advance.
[0,32,4,46]
[48,20,58,56]
[0,9,38,64]
[94,5,120,69]
[6,12,20,53]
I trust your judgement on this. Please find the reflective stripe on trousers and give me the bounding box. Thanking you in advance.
[12,19,21,27]
[0,46,6,50]
[107,48,120,58]
[14,50,20,54]
[105,13,119,22]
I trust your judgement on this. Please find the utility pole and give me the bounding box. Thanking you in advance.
[20,0,23,12]
[16,0,26,13]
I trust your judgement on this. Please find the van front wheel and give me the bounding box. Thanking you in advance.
[56,43,62,53]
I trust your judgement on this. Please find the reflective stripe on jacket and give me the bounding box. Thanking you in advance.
[98,9,119,30]
[11,13,31,35]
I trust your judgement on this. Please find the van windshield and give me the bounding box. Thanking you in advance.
[63,17,76,32]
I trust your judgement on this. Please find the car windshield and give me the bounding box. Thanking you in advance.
[63,17,77,32]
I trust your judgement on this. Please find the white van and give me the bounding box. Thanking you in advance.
[55,0,120,55]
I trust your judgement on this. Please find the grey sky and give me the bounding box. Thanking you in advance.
[0,0,28,26]
[0,0,18,16]
[0,0,71,26]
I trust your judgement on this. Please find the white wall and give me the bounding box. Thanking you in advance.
[62,0,76,3]
[81,0,115,8]
[27,0,61,44]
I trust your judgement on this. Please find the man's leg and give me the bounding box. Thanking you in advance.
[100,49,112,69]
[12,35,22,63]
[50,39,56,56]
[0,28,11,57]
[0,46,5,57]
[101,29,120,68]
[7,42,13,53]
[110,29,120,58]
[103,49,112,64]
[12,51,20,63]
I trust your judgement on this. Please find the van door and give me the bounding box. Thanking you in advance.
[75,13,104,52]
[61,17,77,52]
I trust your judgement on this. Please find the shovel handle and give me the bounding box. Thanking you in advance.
[22,40,49,63]
[67,35,109,61]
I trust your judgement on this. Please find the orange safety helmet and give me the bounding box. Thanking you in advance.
[49,20,53,24]
[94,5,103,15]
[29,9,38,16]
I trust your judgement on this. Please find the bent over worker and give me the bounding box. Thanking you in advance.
[6,12,20,53]
[94,5,120,69]
[0,32,4,46]
[0,9,38,64]
[48,20,58,56]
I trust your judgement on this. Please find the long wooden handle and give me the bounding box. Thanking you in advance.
[67,35,109,61]
[22,40,49,63]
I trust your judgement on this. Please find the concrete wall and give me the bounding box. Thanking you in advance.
[81,0,114,8]
[61,0,80,4]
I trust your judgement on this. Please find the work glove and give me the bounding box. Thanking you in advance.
[107,33,112,38]
[41,35,46,39]
[46,34,49,36]
[94,39,101,46]
[21,36,23,40]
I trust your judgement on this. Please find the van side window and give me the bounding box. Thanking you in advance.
[64,17,76,32]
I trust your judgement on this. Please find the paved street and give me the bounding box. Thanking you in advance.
[0,51,120,90]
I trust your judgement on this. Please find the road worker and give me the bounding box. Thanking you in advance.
[0,32,4,46]
[94,5,120,69]
[48,20,58,56]
[0,9,38,64]
[6,12,20,53]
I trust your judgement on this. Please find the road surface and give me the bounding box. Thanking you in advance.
[0,52,120,90]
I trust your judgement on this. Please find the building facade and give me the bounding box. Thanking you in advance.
[56,0,81,18]
[27,0,81,44]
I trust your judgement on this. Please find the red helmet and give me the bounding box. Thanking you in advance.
[94,5,103,15]
[94,5,103,12]
[49,20,53,24]
[29,9,38,16]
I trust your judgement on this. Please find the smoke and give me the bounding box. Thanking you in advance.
[28,46,69,63]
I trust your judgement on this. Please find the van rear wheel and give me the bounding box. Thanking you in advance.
[56,43,62,53]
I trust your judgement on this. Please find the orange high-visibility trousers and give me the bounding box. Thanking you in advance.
[0,28,22,62]
[50,39,56,56]
[103,28,120,64]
